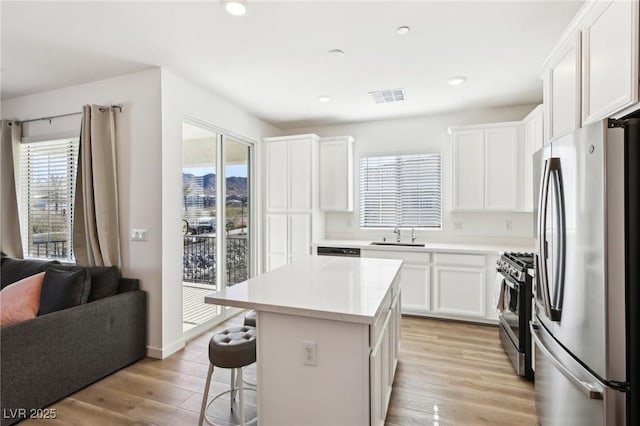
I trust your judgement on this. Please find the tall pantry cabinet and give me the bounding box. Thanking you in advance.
[263,135,324,272]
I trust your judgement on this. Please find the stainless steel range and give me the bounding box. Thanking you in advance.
[496,251,534,380]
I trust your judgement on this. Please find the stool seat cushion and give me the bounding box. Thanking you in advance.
[209,325,256,369]
[243,310,257,327]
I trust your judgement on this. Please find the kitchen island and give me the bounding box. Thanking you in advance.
[205,255,402,426]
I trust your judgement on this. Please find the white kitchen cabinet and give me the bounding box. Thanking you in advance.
[484,126,518,210]
[264,140,289,211]
[581,0,639,125]
[361,249,430,315]
[263,134,323,272]
[265,213,312,271]
[451,129,485,210]
[542,0,639,138]
[288,213,312,263]
[288,140,313,211]
[450,122,521,211]
[265,214,288,271]
[319,136,355,212]
[523,105,544,211]
[544,32,581,142]
[433,266,486,317]
[433,253,486,319]
[264,135,316,212]
[369,288,400,426]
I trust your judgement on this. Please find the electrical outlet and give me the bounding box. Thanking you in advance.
[453,221,463,230]
[302,341,317,366]
[504,220,513,231]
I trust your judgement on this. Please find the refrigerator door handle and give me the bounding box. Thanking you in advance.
[530,323,603,400]
[551,164,566,319]
[537,157,563,321]
[537,158,554,320]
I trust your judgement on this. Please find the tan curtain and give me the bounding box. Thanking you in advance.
[0,120,24,258]
[73,105,121,267]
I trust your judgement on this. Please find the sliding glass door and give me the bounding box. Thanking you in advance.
[181,122,254,332]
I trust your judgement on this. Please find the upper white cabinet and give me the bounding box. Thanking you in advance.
[318,136,355,212]
[450,122,520,212]
[543,0,639,141]
[523,105,544,211]
[544,32,581,142]
[581,0,639,125]
[451,129,485,210]
[264,135,316,212]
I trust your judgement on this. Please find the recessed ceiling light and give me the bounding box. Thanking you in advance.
[396,26,410,36]
[447,76,468,86]
[328,49,345,57]
[317,95,331,103]
[225,1,247,16]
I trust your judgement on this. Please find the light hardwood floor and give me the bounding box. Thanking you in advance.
[23,315,536,426]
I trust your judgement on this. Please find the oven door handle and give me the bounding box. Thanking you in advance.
[501,276,520,290]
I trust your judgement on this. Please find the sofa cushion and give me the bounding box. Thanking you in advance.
[87,266,121,301]
[0,272,45,326]
[1,255,59,289]
[38,268,91,315]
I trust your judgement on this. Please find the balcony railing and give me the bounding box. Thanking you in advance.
[183,234,248,287]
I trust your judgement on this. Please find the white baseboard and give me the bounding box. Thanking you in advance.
[146,338,186,359]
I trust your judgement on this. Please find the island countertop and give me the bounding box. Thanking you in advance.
[205,256,402,324]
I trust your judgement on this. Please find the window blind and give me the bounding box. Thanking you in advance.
[360,153,442,228]
[19,138,79,260]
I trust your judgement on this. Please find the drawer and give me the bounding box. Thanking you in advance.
[370,289,393,346]
[433,252,485,267]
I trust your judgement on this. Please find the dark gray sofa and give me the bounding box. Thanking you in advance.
[0,256,147,425]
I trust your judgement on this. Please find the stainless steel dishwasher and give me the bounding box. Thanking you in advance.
[316,246,361,257]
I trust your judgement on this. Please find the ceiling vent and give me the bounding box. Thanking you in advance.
[369,88,406,104]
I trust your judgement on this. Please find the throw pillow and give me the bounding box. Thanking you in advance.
[87,266,121,301]
[0,272,45,326]
[1,255,60,289]
[38,267,92,315]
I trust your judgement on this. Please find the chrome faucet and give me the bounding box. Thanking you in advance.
[394,227,401,242]
[411,228,416,243]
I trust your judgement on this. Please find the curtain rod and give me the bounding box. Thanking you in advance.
[12,104,123,125]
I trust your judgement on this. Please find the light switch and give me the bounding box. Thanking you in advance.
[131,229,147,241]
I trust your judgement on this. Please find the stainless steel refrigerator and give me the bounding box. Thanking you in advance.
[532,118,639,426]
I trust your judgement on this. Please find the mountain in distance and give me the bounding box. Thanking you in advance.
[183,173,247,198]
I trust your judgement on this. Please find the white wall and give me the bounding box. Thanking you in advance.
[1,67,280,359]
[284,104,538,247]
[1,68,165,353]
[159,69,280,356]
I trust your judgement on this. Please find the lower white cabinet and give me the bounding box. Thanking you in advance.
[361,250,430,315]
[265,213,311,271]
[361,249,500,323]
[433,265,486,318]
[369,290,400,426]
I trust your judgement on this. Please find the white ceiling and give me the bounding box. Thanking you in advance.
[1,1,583,129]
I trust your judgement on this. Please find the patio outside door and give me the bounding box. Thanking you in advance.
[181,122,253,332]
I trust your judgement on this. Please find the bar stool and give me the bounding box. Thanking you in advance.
[243,310,256,327]
[242,311,257,387]
[199,325,257,426]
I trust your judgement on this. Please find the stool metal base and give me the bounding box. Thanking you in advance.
[199,364,257,426]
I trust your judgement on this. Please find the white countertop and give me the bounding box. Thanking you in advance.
[205,256,402,324]
[313,239,534,254]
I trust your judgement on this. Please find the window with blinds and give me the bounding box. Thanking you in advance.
[19,138,79,260]
[360,153,442,228]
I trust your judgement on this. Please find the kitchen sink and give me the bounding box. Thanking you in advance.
[369,241,426,247]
